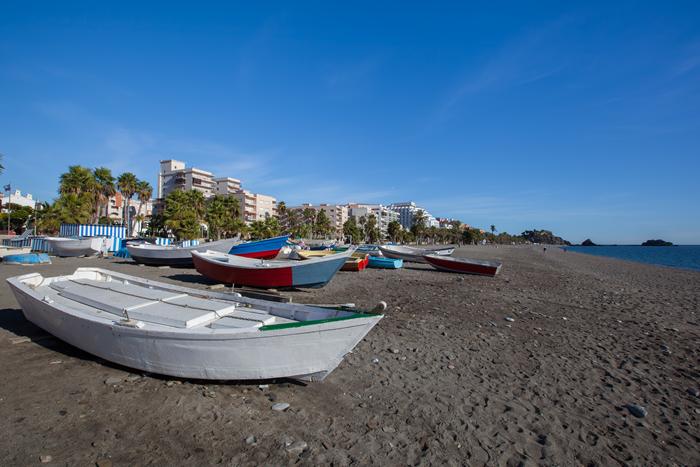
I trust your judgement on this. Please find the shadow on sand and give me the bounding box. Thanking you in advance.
[165,273,217,286]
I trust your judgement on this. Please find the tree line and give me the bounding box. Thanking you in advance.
[33,166,152,236]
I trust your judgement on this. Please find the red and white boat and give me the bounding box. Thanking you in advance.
[192,248,354,289]
[424,254,502,277]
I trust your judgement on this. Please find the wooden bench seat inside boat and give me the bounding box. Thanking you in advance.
[48,279,289,329]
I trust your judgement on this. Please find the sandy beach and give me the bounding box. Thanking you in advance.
[0,245,698,466]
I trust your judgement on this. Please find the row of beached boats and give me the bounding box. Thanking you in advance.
[4,236,502,383]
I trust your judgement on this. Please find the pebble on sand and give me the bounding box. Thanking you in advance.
[40,455,52,463]
[272,402,290,412]
[104,376,122,385]
[372,358,380,364]
[246,435,257,445]
[687,388,700,397]
[286,440,308,455]
[626,404,648,418]
[504,317,515,322]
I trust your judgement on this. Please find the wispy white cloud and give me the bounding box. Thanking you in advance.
[441,23,569,110]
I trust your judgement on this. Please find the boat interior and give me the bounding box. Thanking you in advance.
[16,268,363,333]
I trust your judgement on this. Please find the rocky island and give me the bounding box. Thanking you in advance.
[581,239,597,246]
[641,239,673,246]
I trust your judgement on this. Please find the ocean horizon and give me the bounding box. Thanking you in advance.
[565,245,700,271]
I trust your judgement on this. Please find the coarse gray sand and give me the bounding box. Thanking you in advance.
[0,245,698,465]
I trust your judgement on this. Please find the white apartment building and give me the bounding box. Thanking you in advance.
[388,201,439,229]
[1,189,37,210]
[158,159,216,199]
[156,160,276,224]
[346,203,400,237]
[231,190,277,224]
[231,190,257,223]
[254,193,277,220]
[289,203,348,238]
[214,177,242,195]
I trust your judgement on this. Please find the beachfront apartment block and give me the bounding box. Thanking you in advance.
[156,160,276,224]
[389,201,439,229]
[346,203,400,236]
[214,177,242,195]
[158,160,216,198]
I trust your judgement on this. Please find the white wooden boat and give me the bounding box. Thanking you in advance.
[6,268,383,381]
[378,245,455,263]
[126,238,239,267]
[45,237,106,257]
[0,246,32,258]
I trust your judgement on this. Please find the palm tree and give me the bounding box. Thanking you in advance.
[277,201,288,230]
[134,180,153,234]
[60,166,95,196]
[490,224,496,235]
[411,210,427,244]
[0,152,4,174]
[92,167,115,222]
[117,172,138,235]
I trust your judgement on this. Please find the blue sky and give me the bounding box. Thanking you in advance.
[1,1,699,244]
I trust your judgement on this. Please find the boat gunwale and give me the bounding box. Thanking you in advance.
[7,267,381,339]
[193,247,356,269]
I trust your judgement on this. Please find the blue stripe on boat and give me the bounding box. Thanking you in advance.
[228,235,290,255]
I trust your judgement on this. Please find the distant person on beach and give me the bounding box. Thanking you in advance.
[543,246,547,253]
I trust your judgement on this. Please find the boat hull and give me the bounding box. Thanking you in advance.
[192,250,350,288]
[424,255,502,277]
[368,256,403,269]
[228,235,290,260]
[127,238,241,267]
[378,245,455,263]
[7,270,382,381]
[2,253,51,264]
[341,253,369,271]
[46,237,104,257]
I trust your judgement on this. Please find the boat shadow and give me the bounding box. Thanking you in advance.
[402,264,436,272]
[0,307,307,387]
[165,273,217,286]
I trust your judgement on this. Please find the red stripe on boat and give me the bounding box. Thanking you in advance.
[234,249,281,260]
[426,256,499,276]
[193,255,293,287]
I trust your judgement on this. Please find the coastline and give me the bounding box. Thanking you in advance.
[0,245,698,465]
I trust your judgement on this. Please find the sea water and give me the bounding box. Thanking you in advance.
[565,245,700,271]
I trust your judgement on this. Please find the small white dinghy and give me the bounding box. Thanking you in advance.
[45,237,106,257]
[378,245,455,263]
[7,268,383,381]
